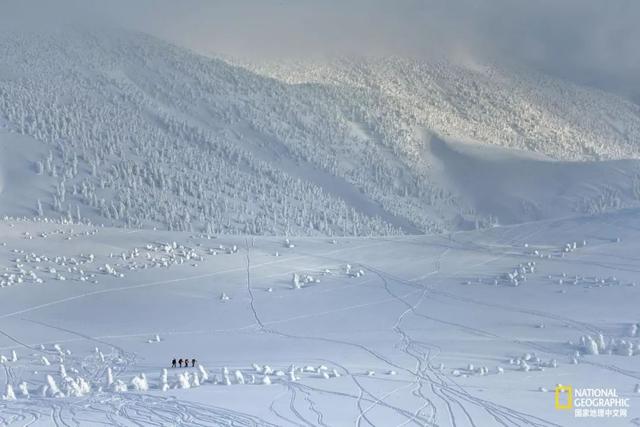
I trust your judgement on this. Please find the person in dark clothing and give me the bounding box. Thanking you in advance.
[171,358,177,368]
[178,358,183,368]
[184,358,189,367]
[191,358,196,367]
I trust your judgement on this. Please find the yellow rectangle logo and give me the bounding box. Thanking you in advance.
[555,385,573,410]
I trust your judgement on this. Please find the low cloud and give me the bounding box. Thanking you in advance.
[2,0,639,99]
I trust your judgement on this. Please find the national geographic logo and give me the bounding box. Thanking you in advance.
[554,385,630,419]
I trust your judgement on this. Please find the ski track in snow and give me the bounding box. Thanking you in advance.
[242,241,437,426]
[371,271,562,427]
[249,240,561,426]
[0,236,415,321]
[0,395,280,427]
[296,228,582,426]
[1,215,640,425]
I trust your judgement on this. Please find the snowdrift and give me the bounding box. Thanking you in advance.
[431,136,640,226]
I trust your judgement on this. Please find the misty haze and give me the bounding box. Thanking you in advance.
[0,1,639,426]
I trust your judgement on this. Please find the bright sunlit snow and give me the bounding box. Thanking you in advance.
[0,212,638,425]
[1,2,640,426]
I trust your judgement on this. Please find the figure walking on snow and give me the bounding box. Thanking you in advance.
[171,358,177,368]
[184,358,189,367]
[178,358,183,368]
[191,358,197,367]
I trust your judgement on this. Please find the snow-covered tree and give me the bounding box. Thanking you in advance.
[131,373,149,391]
[2,384,16,401]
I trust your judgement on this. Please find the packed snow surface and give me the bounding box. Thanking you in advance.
[0,211,638,426]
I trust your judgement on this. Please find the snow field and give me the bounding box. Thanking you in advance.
[0,210,639,425]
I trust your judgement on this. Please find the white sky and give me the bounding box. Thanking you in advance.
[3,0,639,100]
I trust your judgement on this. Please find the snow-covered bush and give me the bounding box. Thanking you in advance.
[2,384,16,401]
[178,373,191,389]
[198,365,209,382]
[222,367,231,386]
[160,369,169,391]
[46,375,63,398]
[292,273,301,289]
[18,382,29,397]
[190,373,200,387]
[288,365,298,382]
[131,374,149,392]
[106,367,114,387]
[234,370,245,385]
[112,380,128,393]
[577,334,639,357]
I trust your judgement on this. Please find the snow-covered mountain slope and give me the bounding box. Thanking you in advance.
[0,129,51,217]
[1,29,640,235]
[0,30,411,235]
[241,56,640,161]
[430,137,640,226]
[0,211,639,425]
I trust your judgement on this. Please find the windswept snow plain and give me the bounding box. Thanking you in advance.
[0,212,639,426]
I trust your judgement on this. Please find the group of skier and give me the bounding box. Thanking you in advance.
[171,358,197,368]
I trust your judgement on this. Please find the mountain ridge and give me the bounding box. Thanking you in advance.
[1,28,639,235]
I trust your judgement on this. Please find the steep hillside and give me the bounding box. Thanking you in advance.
[430,137,640,227]
[0,30,447,235]
[241,56,640,161]
[0,128,52,217]
[1,29,640,235]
